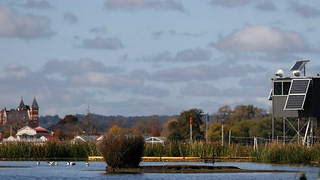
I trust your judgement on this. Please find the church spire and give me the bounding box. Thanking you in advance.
[19,97,25,110]
[31,97,39,110]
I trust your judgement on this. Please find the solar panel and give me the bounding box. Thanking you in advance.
[289,79,310,94]
[290,60,309,71]
[285,95,306,110]
[284,79,310,110]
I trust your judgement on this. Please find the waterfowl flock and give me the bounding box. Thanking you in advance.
[36,161,90,166]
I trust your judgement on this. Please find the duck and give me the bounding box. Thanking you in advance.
[85,162,90,166]
[36,162,40,165]
[66,162,76,166]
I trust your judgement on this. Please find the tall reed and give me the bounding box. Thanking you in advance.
[252,142,316,164]
[144,141,254,158]
[0,141,99,160]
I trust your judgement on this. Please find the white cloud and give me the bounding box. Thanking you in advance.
[104,0,185,12]
[0,5,55,40]
[80,37,123,50]
[212,25,309,53]
[137,48,212,62]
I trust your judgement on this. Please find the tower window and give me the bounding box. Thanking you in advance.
[274,81,291,95]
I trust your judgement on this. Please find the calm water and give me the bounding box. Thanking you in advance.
[0,161,318,180]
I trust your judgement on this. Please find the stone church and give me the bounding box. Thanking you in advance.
[0,97,39,127]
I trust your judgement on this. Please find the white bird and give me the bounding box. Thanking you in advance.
[85,162,90,166]
[36,162,40,165]
[47,161,59,166]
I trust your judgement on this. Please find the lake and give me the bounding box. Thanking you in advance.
[0,161,318,180]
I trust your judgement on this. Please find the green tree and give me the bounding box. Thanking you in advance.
[168,109,204,141]
[213,105,232,124]
[232,105,267,121]
[230,119,256,138]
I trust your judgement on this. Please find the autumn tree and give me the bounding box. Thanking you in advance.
[167,109,204,141]
[207,122,230,142]
[54,129,64,140]
[133,117,161,136]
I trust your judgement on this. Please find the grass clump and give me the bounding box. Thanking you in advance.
[98,132,145,168]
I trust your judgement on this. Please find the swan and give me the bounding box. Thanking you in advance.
[47,161,59,166]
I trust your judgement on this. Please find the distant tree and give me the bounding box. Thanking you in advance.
[108,125,123,134]
[58,115,78,125]
[231,119,256,138]
[7,116,28,134]
[39,115,61,125]
[133,117,161,136]
[2,128,11,138]
[81,113,98,135]
[212,105,232,124]
[168,109,204,141]
[54,129,64,140]
[231,105,267,121]
[161,117,178,138]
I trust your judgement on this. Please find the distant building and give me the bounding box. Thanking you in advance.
[3,125,56,142]
[0,97,39,127]
[71,135,100,142]
[145,136,166,144]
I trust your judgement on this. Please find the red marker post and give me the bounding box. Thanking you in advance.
[189,117,193,142]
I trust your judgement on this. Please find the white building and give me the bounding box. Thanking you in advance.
[3,126,54,142]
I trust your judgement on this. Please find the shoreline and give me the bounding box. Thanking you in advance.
[105,165,298,174]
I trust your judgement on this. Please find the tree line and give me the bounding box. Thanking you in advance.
[4,104,318,142]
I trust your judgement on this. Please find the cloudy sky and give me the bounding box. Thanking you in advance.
[0,0,320,117]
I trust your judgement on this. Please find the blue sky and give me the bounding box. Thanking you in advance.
[0,0,320,117]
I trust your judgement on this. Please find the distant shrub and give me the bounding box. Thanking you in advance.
[98,133,145,168]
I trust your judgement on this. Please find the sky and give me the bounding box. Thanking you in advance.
[0,0,320,118]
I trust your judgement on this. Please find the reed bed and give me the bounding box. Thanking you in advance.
[0,141,99,160]
[252,142,320,164]
[2,140,320,164]
[144,141,254,158]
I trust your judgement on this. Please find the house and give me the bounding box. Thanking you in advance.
[3,126,54,142]
[71,135,99,142]
[145,136,167,144]
[3,135,18,142]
